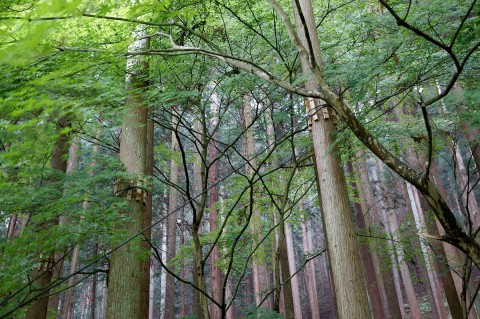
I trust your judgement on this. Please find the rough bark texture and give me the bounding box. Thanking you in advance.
[290,1,371,317]
[25,116,70,319]
[106,31,149,319]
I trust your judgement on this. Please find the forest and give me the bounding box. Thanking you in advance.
[0,0,479,318]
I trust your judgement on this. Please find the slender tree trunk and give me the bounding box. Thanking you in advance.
[300,215,321,319]
[453,83,480,172]
[6,214,17,240]
[143,118,154,318]
[346,160,387,319]
[279,231,295,319]
[431,162,479,319]
[160,221,167,318]
[284,223,302,319]
[373,160,423,319]
[191,111,211,319]
[208,90,223,319]
[180,202,186,318]
[355,155,404,319]
[106,29,149,319]
[242,96,271,310]
[25,116,70,319]
[412,186,464,319]
[165,111,180,319]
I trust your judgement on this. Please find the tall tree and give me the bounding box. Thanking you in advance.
[288,0,371,317]
[25,116,71,319]
[106,29,149,319]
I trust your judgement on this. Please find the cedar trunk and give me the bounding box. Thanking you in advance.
[292,1,371,317]
[106,31,149,319]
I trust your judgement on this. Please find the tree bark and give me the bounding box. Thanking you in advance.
[208,90,223,319]
[25,116,70,319]
[290,1,371,317]
[355,155,404,319]
[165,111,179,319]
[346,160,387,319]
[242,95,271,310]
[300,215,321,319]
[106,29,149,319]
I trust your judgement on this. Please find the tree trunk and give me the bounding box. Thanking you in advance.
[284,223,302,319]
[242,95,271,310]
[165,111,179,319]
[25,116,70,319]
[106,30,149,319]
[291,1,370,316]
[143,118,154,318]
[208,90,223,319]
[372,160,423,319]
[346,160,387,319]
[300,215,321,319]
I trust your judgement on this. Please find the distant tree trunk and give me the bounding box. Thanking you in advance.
[279,231,295,319]
[191,112,211,319]
[373,160,422,319]
[291,1,371,317]
[355,155,404,319]
[25,115,70,319]
[180,201,186,318]
[346,160,387,319]
[165,110,180,319]
[453,84,480,172]
[405,180,448,319]
[284,223,302,319]
[242,95,271,310]
[402,134,464,319]
[91,269,97,319]
[106,29,149,319]
[411,185,464,319]
[160,221,167,317]
[300,214,321,319]
[6,214,17,240]
[208,90,223,319]
[431,162,479,319]
[143,118,154,318]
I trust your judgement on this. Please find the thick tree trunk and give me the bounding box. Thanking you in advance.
[106,30,149,319]
[290,1,370,317]
[25,116,70,319]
